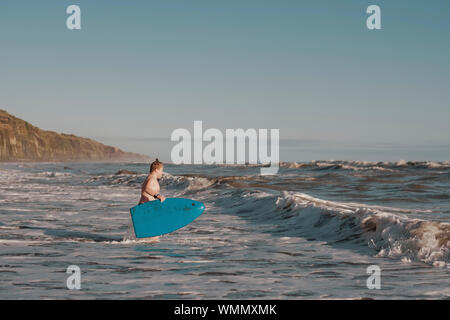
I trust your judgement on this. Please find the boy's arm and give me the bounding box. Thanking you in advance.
[155,181,165,202]
[145,180,165,202]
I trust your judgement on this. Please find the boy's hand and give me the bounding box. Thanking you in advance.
[158,195,166,202]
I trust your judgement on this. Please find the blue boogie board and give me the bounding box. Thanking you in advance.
[130,198,205,238]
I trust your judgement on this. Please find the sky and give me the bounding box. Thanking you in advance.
[1,0,449,162]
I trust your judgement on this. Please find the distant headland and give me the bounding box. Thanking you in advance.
[0,109,150,162]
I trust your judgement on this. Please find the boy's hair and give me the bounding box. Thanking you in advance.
[150,158,163,172]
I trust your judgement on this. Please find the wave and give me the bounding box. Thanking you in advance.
[83,172,147,186]
[280,160,450,171]
[274,192,449,267]
[165,174,286,199]
[35,171,72,178]
[209,188,450,268]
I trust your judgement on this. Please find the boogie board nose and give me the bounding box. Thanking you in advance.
[190,200,205,212]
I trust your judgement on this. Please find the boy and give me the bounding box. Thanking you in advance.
[139,158,166,204]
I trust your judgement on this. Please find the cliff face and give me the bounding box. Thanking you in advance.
[0,110,150,162]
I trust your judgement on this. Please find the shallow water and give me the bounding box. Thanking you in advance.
[0,161,449,299]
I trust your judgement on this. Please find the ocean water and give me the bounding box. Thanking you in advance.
[0,161,449,299]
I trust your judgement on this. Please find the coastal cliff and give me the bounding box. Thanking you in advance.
[0,110,150,162]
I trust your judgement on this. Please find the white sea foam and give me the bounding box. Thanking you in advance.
[276,191,449,267]
[280,160,450,170]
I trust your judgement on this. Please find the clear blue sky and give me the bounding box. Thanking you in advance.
[1,0,449,161]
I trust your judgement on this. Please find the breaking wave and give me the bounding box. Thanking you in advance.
[273,192,450,267]
[158,170,450,267]
[280,160,450,171]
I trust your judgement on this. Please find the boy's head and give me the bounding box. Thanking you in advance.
[150,158,164,179]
